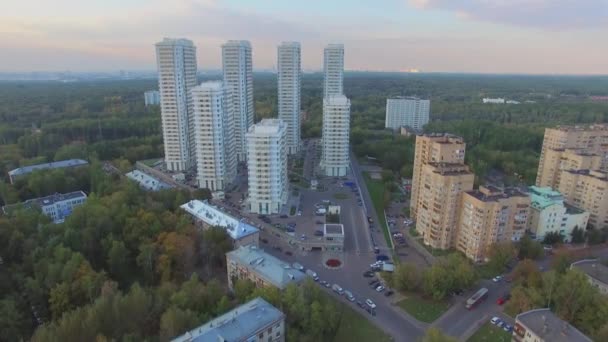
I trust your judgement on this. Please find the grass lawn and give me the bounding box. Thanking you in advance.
[397,293,450,323]
[333,192,350,200]
[467,322,512,342]
[363,172,392,248]
[333,301,392,342]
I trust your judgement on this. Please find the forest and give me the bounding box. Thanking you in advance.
[1,73,608,340]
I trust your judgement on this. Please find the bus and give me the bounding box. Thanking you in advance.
[465,288,488,310]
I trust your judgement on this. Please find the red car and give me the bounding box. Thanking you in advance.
[496,293,511,305]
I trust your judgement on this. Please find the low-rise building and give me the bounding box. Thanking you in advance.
[513,308,592,342]
[172,297,285,342]
[181,200,259,247]
[8,159,88,184]
[226,245,307,290]
[482,98,505,104]
[2,191,87,224]
[323,223,345,252]
[126,170,172,191]
[456,186,529,262]
[571,259,608,295]
[527,186,589,242]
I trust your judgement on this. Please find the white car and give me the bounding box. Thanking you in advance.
[365,299,376,309]
[491,316,501,325]
[375,285,385,292]
[492,275,503,282]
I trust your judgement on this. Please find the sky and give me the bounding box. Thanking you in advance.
[2,0,608,74]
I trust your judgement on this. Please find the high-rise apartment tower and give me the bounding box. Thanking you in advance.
[323,44,344,98]
[222,40,254,162]
[277,42,302,155]
[321,95,351,177]
[155,38,198,171]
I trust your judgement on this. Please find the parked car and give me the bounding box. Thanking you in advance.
[363,271,375,278]
[314,230,324,237]
[280,214,288,218]
[496,293,511,305]
[373,247,380,254]
[490,316,501,325]
[492,275,503,283]
[344,290,355,302]
[369,279,379,286]
[376,254,390,261]
[315,220,324,224]
[356,301,365,309]
[332,284,344,295]
[365,299,376,309]
[384,290,394,297]
[503,324,512,332]
[306,269,319,281]
[292,262,304,271]
[375,285,385,292]
[319,280,328,287]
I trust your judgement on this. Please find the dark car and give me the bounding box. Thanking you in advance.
[368,279,377,285]
[280,214,288,219]
[315,220,324,224]
[373,247,380,254]
[363,271,375,278]
[285,251,293,256]
[314,230,324,237]
[376,254,389,261]
[384,290,394,297]
[356,301,365,309]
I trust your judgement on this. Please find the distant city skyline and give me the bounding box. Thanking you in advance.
[2,0,608,74]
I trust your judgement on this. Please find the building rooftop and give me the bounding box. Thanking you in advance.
[157,38,194,46]
[388,96,428,101]
[466,186,528,203]
[8,159,88,177]
[181,200,259,240]
[528,186,565,210]
[571,259,608,285]
[550,124,608,132]
[247,119,285,136]
[193,81,223,91]
[420,132,464,142]
[126,170,172,191]
[426,162,472,176]
[279,41,300,48]
[564,202,585,215]
[324,223,344,235]
[325,43,344,49]
[324,94,350,105]
[515,308,592,342]
[227,245,307,289]
[172,297,284,342]
[223,40,251,47]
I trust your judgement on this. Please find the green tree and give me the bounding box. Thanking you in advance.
[393,262,421,292]
[570,226,585,244]
[0,297,29,342]
[487,242,516,274]
[107,240,130,283]
[159,307,200,341]
[518,235,543,260]
[542,231,564,245]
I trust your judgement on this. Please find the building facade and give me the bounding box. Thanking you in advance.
[246,119,288,214]
[415,162,474,249]
[570,259,608,295]
[222,40,254,162]
[144,90,160,106]
[410,134,466,220]
[155,38,198,172]
[536,124,608,187]
[191,81,237,191]
[558,169,608,229]
[513,308,592,342]
[126,170,172,191]
[181,200,259,248]
[457,186,530,262]
[172,297,285,342]
[2,191,87,224]
[527,186,589,243]
[321,95,350,177]
[323,44,344,98]
[384,97,430,131]
[537,148,602,189]
[277,42,301,155]
[226,245,307,290]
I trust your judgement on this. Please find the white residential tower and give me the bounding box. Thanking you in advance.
[277,42,302,155]
[385,97,430,130]
[246,119,288,214]
[191,81,237,191]
[222,40,254,162]
[321,95,351,177]
[155,38,198,171]
[323,44,344,98]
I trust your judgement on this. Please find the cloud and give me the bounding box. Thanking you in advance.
[409,0,608,30]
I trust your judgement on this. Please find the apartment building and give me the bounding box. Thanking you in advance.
[2,191,87,224]
[321,95,351,177]
[144,90,160,106]
[246,119,288,215]
[416,162,474,249]
[191,81,237,191]
[457,186,530,262]
[527,186,589,242]
[155,38,198,172]
[323,44,344,98]
[277,42,302,155]
[570,259,608,295]
[537,148,602,189]
[226,245,307,290]
[513,308,591,342]
[8,159,88,184]
[222,40,254,162]
[558,169,608,229]
[411,134,466,220]
[384,97,430,131]
[172,297,285,342]
[536,124,608,187]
